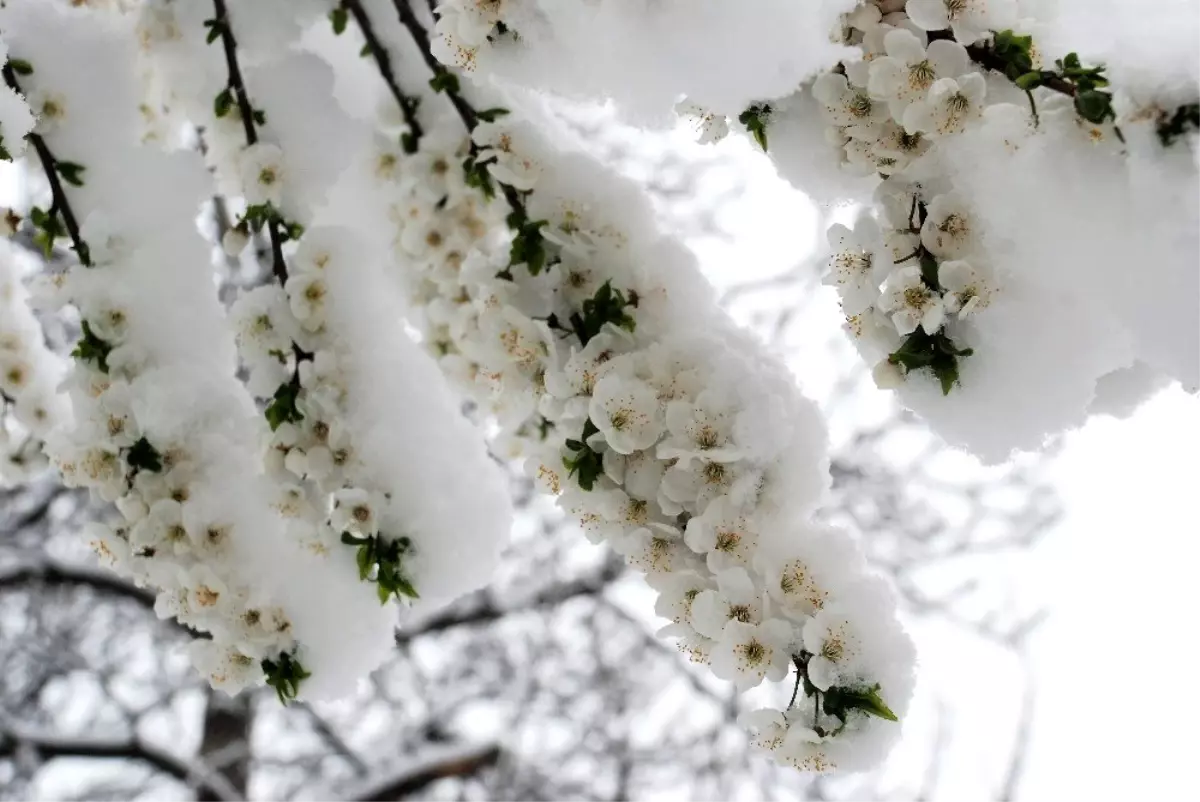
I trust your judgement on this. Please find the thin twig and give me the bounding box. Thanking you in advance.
[389,0,528,218]
[211,0,287,287]
[1,65,91,266]
[343,0,424,149]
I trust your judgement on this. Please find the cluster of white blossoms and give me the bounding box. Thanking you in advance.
[669,0,1200,461]
[363,124,517,425]
[0,242,68,483]
[134,0,511,636]
[0,10,318,700]
[430,0,514,72]
[0,0,510,703]
[0,36,34,162]
[356,23,916,762]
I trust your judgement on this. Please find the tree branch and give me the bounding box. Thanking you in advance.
[388,0,528,217]
[0,561,155,606]
[342,0,424,149]
[0,721,244,802]
[1,65,91,266]
[348,741,501,801]
[394,559,624,642]
[210,0,287,287]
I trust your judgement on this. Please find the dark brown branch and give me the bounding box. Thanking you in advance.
[928,31,1078,97]
[0,724,243,801]
[1,65,91,266]
[343,0,424,148]
[390,0,477,129]
[394,559,623,642]
[0,561,155,607]
[389,0,528,217]
[197,692,252,801]
[967,43,1075,95]
[211,0,288,287]
[352,742,501,801]
[0,560,201,637]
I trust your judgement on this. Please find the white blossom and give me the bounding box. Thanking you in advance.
[588,373,663,455]
[938,259,995,317]
[822,216,893,315]
[902,73,986,136]
[709,618,794,692]
[879,265,946,335]
[920,191,978,259]
[238,143,286,207]
[330,487,381,538]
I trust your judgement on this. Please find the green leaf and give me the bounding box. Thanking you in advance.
[1014,71,1044,91]
[261,651,311,705]
[737,104,772,151]
[7,58,33,76]
[821,684,899,723]
[126,437,163,473]
[356,540,373,581]
[29,205,65,259]
[509,218,549,275]
[214,87,234,119]
[429,71,460,95]
[56,160,86,187]
[462,154,496,199]
[264,381,303,430]
[71,320,112,373]
[280,219,305,243]
[392,574,419,600]
[476,107,510,123]
[991,30,1036,79]
[252,108,267,127]
[329,6,348,35]
[203,18,223,45]
[400,131,418,154]
[563,419,604,491]
[1075,89,1114,124]
[888,329,973,395]
[570,280,638,346]
[359,43,371,58]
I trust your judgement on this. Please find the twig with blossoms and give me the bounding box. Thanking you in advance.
[0,6,322,704]
[207,1,428,616]
[352,8,916,772]
[339,0,424,152]
[1,64,89,266]
[390,0,531,220]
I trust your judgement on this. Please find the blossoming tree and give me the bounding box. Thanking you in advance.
[0,0,1193,777]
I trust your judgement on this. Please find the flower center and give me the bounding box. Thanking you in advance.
[849,92,873,118]
[703,462,727,484]
[714,529,741,552]
[822,637,844,662]
[742,639,766,665]
[695,425,719,449]
[909,60,936,90]
[903,286,932,310]
[352,505,371,523]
